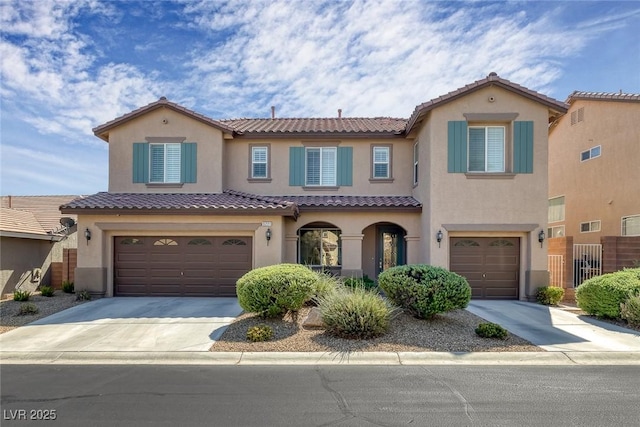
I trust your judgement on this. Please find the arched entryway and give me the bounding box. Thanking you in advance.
[362,222,407,279]
[297,222,342,275]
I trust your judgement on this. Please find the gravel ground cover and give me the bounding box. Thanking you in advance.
[0,293,87,334]
[212,306,543,353]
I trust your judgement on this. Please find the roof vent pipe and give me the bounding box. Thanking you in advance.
[338,109,342,118]
[271,106,275,119]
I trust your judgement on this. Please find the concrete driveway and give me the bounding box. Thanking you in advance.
[467,300,640,352]
[0,297,242,352]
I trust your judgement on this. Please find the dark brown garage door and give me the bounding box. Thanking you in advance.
[114,236,252,296]
[450,237,519,299]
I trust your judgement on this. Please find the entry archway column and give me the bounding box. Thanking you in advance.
[405,235,421,265]
[341,234,364,278]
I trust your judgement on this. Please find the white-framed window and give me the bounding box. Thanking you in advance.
[150,143,181,183]
[306,147,336,186]
[622,215,640,236]
[372,146,390,178]
[251,146,268,178]
[548,196,565,223]
[548,225,565,238]
[580,220,601,233]
[581,145,601,162]
[413,142,419,185]
[468,126,505,172]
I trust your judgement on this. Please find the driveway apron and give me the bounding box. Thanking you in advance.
[0,297,242,352]
[467,300,640,352]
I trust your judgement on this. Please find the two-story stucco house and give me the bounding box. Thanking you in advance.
[61,73,568,300]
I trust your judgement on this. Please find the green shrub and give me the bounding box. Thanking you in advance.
[308,272,340,306]
[377,264,472,319]
[342,275,377,291]
[576,268,640,318]
[39,286,55,297]
[76,290,91,301]
[475,322,508,339]
[13,290,31,301]
[236,264,319,318]
[318,286,398,339]
[62,281,74,293]
[18,302,39,315]
[536,286,565,306]
[246,324,274,342]
[620,294,640,327]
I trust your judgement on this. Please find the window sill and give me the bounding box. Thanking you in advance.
[464,173,516,180]
[145,183,184,188]
[369,178,394,183]
[302,186,340,191]
[247,178,272,183]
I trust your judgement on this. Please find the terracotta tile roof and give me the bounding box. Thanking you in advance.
[0,208,47,235]
[260,194,422,209]
[0,195,79,233]
[566,91,640,103]
[220,117,407,134]
[92,97,236,141]
[60,191,299,217]
[406,72,569,133]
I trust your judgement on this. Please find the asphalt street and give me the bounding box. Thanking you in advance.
[2,364,639,426]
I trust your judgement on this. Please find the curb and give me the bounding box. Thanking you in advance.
[2,351,640,366]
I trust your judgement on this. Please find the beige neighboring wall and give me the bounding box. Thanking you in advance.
[225,137,414,196]
[107,108,226,193]
[549,98,640,244]
[76,213,284,296]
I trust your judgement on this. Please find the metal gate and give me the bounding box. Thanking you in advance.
[573,244,602,287]
[548,255,564,287]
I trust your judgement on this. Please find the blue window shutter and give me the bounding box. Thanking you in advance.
[181,143,197,183]
[289,147,305,186]
[337,146,353,186]
[513,121,534,173]
[448,121,467,173]
[132,143,149,183]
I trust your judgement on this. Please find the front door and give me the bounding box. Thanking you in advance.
[376,226,406,277]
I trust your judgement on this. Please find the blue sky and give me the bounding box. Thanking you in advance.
[1,0,638,196]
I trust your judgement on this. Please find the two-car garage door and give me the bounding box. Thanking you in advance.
[450,237,520,299]
[114,236,252,297]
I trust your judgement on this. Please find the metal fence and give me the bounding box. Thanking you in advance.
[573,244,602,287]
[547,255,564,287]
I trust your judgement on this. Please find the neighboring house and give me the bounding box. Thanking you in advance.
[61,73,567,300]
[0,196,79,296]
[547,91,640,288]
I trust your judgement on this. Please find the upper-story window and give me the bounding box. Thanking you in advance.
[548,196,565,223]
[468,126,505,172]
[251,146,269,179]
[150,143,181,183]
[622,215,640,236]
[413,142,419,186]
[371,145,391,180]
[306,147,336,186]
[581,145,601,162]
[580,220,601,233]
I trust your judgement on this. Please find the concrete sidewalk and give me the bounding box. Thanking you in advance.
[467,300,640,352]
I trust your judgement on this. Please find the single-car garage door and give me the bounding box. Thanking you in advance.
[114,236,252,296]
[450,237,519,299]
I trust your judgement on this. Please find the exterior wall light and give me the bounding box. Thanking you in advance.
[84,228,92,245]
[436,229,443,248]
[538,229,545,248]
[266,228,272,245]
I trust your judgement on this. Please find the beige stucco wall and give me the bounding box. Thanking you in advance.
[225,137,414,196]
[107,108,226,193]
[0,232,77,295]
[75,213,285,296]
[549,99,640,244]
[411,86,551,299]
